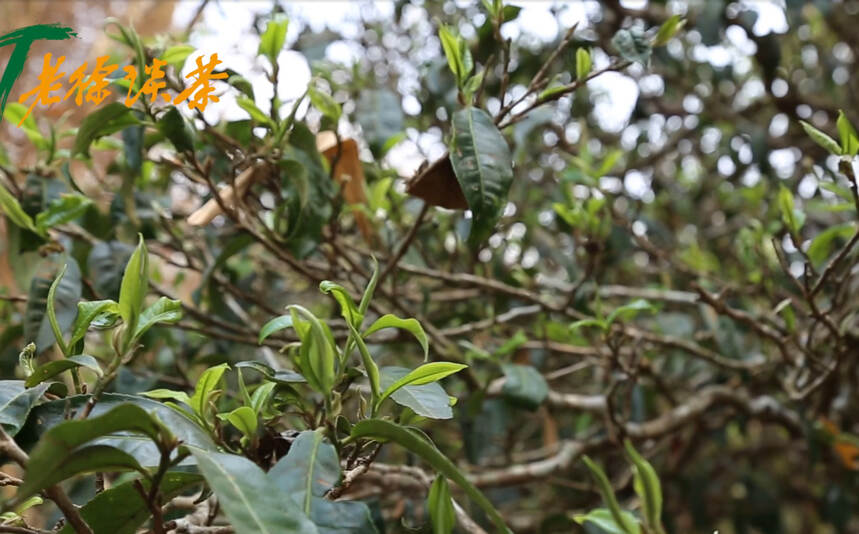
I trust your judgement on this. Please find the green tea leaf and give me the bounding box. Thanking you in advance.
[72,102,141,157]
[500,364,548,410]
[0,381,49,436]
[573,508,641,534]
[191,450,318,534]
[220,406,258,438]
[268,429,377,534]
[20,393,217,467]
[25,258,82,354]
[259,314,293,343]
[380,367,453,420]
[350,419,512,534]
[135,296,182,339]
[70,300,120,346]
[836,110,859,156]
[612,26,651,66]
[307,85,342,122]
[800,120,841,155]
[319,280,362,328]
[237,96,274,127]
[428,476,456,534]
[58,472,202,534]
[377,362,466,408]
[356,90,404,157]
[46,263,71,354]
[606,299,655,326]
[4,102,47,150]
[190,363,230,421]
[157,107,195,153]
[807,223,856,267]
[18,404,167,500]
[118,235,149,336]
[624,440,663,532]
[0,183,38,234]
[160,44,195,70]
[34,193,91,231]
[653,15,686,46]
[777,185,805,234]
[449,107,514,247]
[582,456,640,534]
[269,429,340,511]
[576,48,592,79]
[288,305,337,393]
[259,14,289,66]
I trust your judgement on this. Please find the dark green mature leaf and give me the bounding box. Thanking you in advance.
[24,445,143,500]
[356,90,404,156]
[428,476,456,534]
[449,107,514,247]
[501,364,548,410]
[58,472,202,534]
[269,429,340,509]
[350,419,512,534]
[612,26,651,65]
[235,361,306,384]
[25,354,102,387]
[73,102,141,157]
[0,381,49,436]
[300,499,379,534]
[280,122,334,257]
[157,107,195,153]
[380,367,453,419]
[24,257,81,354]
[34,193,92,231]
[87,241,134,300]
[191,450,319,534]
[269,430,378,534]
[18,404,166,500]
[19,393,218,466]
[122,123,144,176]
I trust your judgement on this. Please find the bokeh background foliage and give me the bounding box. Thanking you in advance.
[1,1,859,533]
